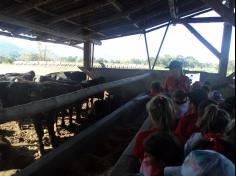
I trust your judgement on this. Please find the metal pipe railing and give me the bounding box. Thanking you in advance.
[0,73,151,124]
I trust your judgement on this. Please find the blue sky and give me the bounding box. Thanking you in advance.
[0,11,235,64]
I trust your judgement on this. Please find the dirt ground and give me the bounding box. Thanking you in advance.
[0,64,80,76]
[0,117,79,174]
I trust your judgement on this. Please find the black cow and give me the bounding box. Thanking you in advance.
[81,77,106,107]
[77,93,118,132]
[45,71,86,83]
[38,76,80,85]
[0,81,82,155]
[0,71,36,83]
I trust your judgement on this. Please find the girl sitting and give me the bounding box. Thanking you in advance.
[184,105,231,159]
[133,95,176,162]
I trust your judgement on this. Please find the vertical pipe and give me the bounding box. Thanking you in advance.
[152,22,170,70]
[144,32,151,70]
[83,42,92,69]
[91,43,95,67]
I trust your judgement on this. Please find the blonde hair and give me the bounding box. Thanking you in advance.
[197,105,231,133]
[146,95,176,132]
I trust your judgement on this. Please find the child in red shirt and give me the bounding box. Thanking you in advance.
[139,133,184,176]
[133,95,177,162]
[149,81,163,97]
[174,89,210,144]
[163,61,190,93]
[185,105,231,158]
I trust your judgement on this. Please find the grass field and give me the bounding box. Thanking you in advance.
[0,63,232,77]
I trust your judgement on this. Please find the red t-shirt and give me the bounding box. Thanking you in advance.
[140,155,163,176]
[164,75,190,93]
[148,91,160,97]
[201,133,225,153]
[175,113,201,144]
[133,128,157,161]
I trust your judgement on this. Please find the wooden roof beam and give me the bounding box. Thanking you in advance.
[33,7,106,37]
[47,0,113,24]
[201,0,235,26]
[87,0,159,28]
[5,0,106,38]
[3,0,54,15]
[110,0,140,28]
[0,13,101,45]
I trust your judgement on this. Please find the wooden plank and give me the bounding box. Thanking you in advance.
[87,0,158,28]
[0,30,84,47]
[201,0,235,26]
[0,73,151,124]
[183,23,221,60]
[2,0,54,14]
[0,13,101,45]
[110,0,140,28]
[47,0,112,24]
[5,0,105,37]
[17,95,149,176]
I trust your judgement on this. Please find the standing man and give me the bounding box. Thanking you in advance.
[164,60,190,93]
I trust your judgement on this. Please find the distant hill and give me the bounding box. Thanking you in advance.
[0,39,24,59]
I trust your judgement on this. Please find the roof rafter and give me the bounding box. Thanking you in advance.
[87,0,159,28]
[110,0,140,28]
[2,0,54,15]
[46,0,113,24]
[0,13,101,45]
[5,0,106,37]
[0,30,80,48]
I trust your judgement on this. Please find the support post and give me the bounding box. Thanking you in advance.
[83,42,92,68]
[152,22,170,70]
[183,23,221,60]
[91,43,95,67]
[219,23,233,77]
[144,32,151,70]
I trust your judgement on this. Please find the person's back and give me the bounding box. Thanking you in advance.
[185,105,231,159]
[140,133,184,176]
[133,95,176,161]
[175,89,208,144]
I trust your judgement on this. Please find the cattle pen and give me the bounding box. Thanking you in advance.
[0,0,235,176]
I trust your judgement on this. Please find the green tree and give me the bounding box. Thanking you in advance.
[228,59,235,74]
[20,52,40,61]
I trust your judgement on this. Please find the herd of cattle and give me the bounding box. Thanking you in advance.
[0,71,118,155]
